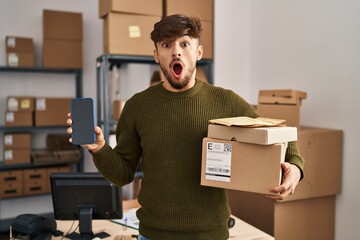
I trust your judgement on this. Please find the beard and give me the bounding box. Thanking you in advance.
[160,63,196,90]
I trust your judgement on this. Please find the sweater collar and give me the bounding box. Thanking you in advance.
[155,80,204,98]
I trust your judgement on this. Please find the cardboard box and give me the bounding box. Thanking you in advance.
[165,0,214,22]
[34,97,71,126]
[112,99,126,120]
[259,89,307,99]
[5,111,33,127]
[4,133,31,149]
[7,96,35,112]
[0,170,23,198]
[3,149,31,165]
[201,137,286,194]
[5,36,34,53]
[208,124,297,145]
[43,9,83,41]
[6,52,35,67]
[103,13,160,56]
[257,104,301,129]
[99,0,162,18]
[281,127,343,201]
[43,39,82,69]
[200,20,213,59]
[227,191,336,240]
[23,168,49,195]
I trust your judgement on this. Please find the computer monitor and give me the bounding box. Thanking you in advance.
[50,172,122,240]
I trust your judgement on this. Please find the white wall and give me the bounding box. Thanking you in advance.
[215,0,360,239]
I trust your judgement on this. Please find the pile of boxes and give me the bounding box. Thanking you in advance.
[224,90,343,240]
[5,36,35,67]
[0,165,71,199]
[99,0,214,59]
[43,9,83,69]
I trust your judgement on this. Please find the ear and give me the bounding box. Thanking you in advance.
[197,44,203,61]
[153,49,159,63]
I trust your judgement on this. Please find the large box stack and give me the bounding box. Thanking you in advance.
[201,117,297,194]
[257,89,307,129]
[99,0,162,56]
[227,126,343,240]
[43,9,83,69]
[5,36,35,67]
[164,0,214,59]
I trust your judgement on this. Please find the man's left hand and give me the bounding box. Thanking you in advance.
[266,162,301,201]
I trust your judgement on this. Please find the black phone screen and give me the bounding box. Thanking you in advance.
[70,98,95,145]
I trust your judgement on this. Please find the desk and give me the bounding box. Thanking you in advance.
[55,200,274,240]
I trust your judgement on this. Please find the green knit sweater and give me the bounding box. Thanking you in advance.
[93,80,304,240]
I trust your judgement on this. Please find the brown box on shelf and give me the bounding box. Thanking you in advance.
[5,36,34,52]
[227,191,336,240]
[34,97,71,126]
[0,170,24,198]
[43,39,82,69]
[201,137,287,194]
[112,99,126,120]
[103,13,160,56]
[3,148,31,165]
[4,111,33,127]
[257,104,301,129]
[4,133,31,149]
[31,150,57,165]
[23,168,49,195]
[259,89,307,100]
[165,0,214,22]
[99,0,162,18]
[6,52,35,67]
[43,9,83,41]
[7,96,35,112]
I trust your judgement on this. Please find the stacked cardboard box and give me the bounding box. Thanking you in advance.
[43,9,83,69]
[257,89,307,129]
[0,170,24,198]
[99,0,162,56]
[4,96,34,127]
[164,0,214,59]
[3,133,31,165]
[34,97,71,126]
[5,36,35,67]
[201,117,297,194]
[227,126,343,240]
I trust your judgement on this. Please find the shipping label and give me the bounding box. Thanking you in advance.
[205,142,232,182]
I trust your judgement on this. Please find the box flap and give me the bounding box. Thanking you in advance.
[209,117,286,127]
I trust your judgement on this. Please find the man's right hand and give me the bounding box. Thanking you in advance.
[66,113,106,153]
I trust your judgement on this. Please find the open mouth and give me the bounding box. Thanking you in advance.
[171,62,183,79]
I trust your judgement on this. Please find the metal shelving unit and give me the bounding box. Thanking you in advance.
[96,54,214,141]
[0,66,83,232]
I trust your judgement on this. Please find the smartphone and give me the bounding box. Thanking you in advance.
[70,98,96,145]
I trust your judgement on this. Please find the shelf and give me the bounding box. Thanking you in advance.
[0,125,67,132]
[0,66,83,98]
[0,161,77,171]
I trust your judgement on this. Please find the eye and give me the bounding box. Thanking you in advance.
[182,42,190,47]
[162,42,170,48]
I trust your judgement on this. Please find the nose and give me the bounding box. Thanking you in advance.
[172,45,181,57]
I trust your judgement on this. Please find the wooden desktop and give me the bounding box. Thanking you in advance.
[54,200,274,240]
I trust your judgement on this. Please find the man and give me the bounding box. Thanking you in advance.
[67,14,304,240]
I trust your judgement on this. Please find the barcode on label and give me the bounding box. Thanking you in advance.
[207,167,230,174]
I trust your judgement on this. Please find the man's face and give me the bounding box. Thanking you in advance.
[154,35,203,92]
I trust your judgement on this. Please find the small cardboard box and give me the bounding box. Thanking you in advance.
[99,0,162,18]
[43,39,82,69]
[3,149,31,165]
[23,168,49,195]
[7,96,35,112]
[6,36,34,52]
[103,13,160,56]
[4,133,31,149]
[208,124,297,145]
[6,52,35,67]
[257,104,301,129]
[201,137,287,194]
[34,97,71,126]
[112,99,126,120]
[281,126,343,201]
[227,191,336,240]
[0,170,24,198]
[258,89,307,106]
[43,9,83,41]
[165,0,214,22]
[5,111,33,127]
